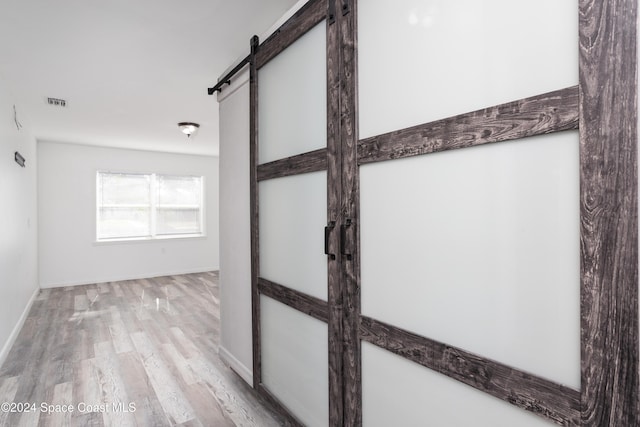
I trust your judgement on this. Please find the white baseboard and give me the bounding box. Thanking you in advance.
[0,287,39,368]
[219,345,253,386]
[39,267,219,289]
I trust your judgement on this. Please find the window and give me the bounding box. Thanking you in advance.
[96,172,204,241]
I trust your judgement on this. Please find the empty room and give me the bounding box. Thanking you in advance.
[0,0,638,426]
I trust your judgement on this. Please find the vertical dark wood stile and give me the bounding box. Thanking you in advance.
[326,0,344,424]
[339,1,362,425]
[579,0,639,425]
[248,34,261,391]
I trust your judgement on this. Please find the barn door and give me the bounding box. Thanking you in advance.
[249,1,338,425]
[352,0,637,425]
[247,0,638,425]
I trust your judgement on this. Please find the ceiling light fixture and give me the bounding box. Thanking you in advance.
[178,122,200,138]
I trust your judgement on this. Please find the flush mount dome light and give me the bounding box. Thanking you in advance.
[178,122,200,138]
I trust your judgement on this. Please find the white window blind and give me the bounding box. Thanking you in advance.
[97,172,204,241]
[156,175,203,236]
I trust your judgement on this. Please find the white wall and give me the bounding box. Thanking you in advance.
[217,68,253,383]
[0,75,39,365]
[38,141,219,287]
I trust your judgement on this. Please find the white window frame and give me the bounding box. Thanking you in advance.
[96,171,205,242]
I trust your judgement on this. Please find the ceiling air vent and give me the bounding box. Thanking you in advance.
[47,97,67,107]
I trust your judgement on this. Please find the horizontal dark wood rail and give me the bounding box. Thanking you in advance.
[257,148,328,181]
[359,316,581,425]
[258,278,329,323]
[358,86,579,165]
[256,0,326,69]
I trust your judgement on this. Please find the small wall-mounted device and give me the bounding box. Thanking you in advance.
[47,97,67,107]
[14,151,25,167]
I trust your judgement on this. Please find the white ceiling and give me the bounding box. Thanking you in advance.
[0,0,299,156]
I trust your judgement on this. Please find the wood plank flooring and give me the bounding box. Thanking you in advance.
[0,272,286,427]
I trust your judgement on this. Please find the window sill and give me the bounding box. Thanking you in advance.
[94,234,207,245]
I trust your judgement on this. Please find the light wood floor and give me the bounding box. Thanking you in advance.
[0,272,286,427]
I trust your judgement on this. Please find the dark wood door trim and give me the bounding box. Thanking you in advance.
[257,148,328,181]
[256,0,326,70]
[254,81,579,183]
[579,0,639,424]
[249,34,261,392]
[326,0,344,424]
[338,1,361,425]
[258,278,329,323]
[360,316,581,425]
[358,86,579,165]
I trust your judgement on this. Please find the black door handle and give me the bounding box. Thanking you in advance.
[325,221,336,260]
[340,218,352,260]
